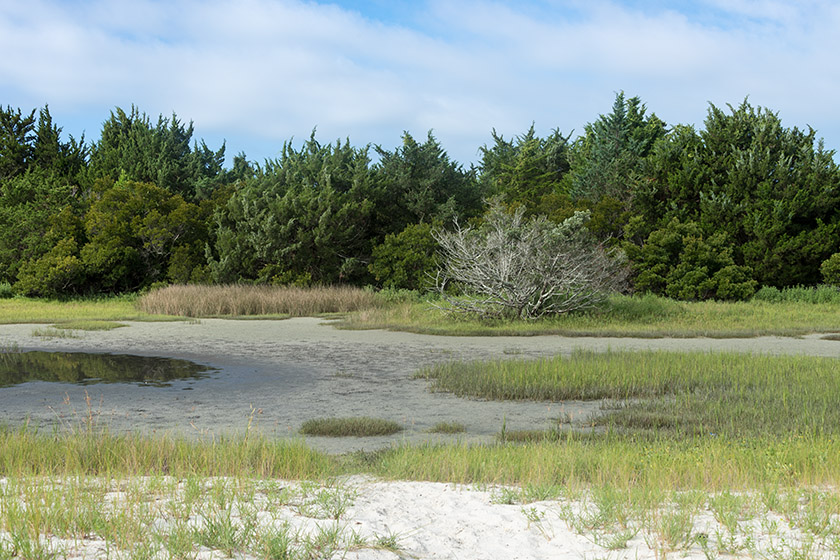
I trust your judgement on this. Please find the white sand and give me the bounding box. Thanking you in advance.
[1,476,835,559]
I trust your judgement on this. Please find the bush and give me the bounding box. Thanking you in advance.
[369,223,439,291]
[821,253,840,286]
[433,202,628,319]
[626,218,756,301]
[0,282,13,298]
[14,237,86,297]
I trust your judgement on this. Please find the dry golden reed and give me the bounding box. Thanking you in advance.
[136,284,383,317]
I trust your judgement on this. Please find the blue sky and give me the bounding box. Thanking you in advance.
[2,0,838,167]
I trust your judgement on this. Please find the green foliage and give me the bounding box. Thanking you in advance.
[568,92,667,202]
[633,100,840,288]
[209,134,376,285]
[369,222,438,290]
[14,237,85,297]
[626,218,756,300]
[80,179,208,292]
[479,125,571,216]
[373,131,483,236]
[0,105,36,181]
[820,253,840,286]
[752,284,840,304]
[0,106,86,285]
[87,106,227,200]
[0,282,12,298]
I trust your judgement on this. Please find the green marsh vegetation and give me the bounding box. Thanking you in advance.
[340,289,840,338]
[418,350,840,438]
[299,417,403,437]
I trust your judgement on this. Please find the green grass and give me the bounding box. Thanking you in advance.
[418,350,840,439]
[51,320,128,331]
[338,292,840,337]
[299,417,403,437]
[427,421,467,434]
[0,295,173,324]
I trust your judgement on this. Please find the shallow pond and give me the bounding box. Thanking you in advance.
[0,351,216,388]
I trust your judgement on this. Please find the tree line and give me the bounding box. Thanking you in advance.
[2,94,839,301]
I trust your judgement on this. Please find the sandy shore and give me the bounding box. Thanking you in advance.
[1,318,839,453]
[1,475,834,560]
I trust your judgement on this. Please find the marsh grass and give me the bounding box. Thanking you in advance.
[339,293,840,337]
[428,421,467,434]
[136,284,385,317]
[299,417,403,437]
[0,294,169,324]
[30,327,80,339]
[419,350,840,439]
[51,320,128,331]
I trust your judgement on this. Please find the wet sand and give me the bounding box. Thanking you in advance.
[1,318,838,453]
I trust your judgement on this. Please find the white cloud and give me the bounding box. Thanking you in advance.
[1,0,839,164]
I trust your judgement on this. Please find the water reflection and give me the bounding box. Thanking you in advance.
[0,351,216,388]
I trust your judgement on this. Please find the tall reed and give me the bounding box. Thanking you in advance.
[136,284,384,317]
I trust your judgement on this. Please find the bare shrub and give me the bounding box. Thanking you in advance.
[433,203,628,319]
[136,284,383,317]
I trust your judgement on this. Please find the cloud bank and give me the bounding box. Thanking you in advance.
[1,0,837,165]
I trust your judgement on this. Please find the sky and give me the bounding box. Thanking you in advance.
[2,0,838,167]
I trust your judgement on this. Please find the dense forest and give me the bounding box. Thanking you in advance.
[2,94,840,301]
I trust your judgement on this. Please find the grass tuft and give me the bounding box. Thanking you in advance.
[428,421,467,434]
[299,417,403,437]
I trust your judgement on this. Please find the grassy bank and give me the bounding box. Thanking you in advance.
[0,295,170,325]
[338,292,840,337]
[4,287,840,338]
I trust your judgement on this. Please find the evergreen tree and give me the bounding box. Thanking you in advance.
[478,125,571,217]
[209,133,376,285]
[568,92,667,202]
[372,131,482,237]
[87,106,226,200]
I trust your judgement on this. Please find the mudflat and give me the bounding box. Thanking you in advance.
[1,318,838,453]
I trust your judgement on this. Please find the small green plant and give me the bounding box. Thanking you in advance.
[300,416,403,437]
[373,530,402,552]
[522,506,554,540]
[0,282,13,299]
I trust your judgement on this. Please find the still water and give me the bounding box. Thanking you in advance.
[0,350,216,388]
